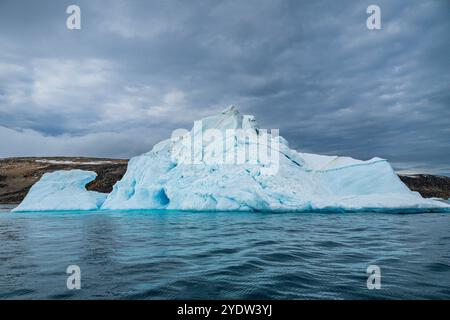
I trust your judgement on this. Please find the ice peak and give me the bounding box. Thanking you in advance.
[198,105,256,131]
[221,105,240,115]
[195,105,249,132]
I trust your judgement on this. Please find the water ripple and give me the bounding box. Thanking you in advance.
[0,209,449,299]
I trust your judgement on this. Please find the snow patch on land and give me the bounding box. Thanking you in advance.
[35,159,113,165]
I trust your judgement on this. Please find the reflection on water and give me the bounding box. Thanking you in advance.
[0,208,449,299]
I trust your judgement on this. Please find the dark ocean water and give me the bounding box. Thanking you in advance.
[0,204,449,299]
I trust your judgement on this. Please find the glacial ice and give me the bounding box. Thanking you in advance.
[13,170,107,212]
[14,106,450,212]
[100,106,449,212]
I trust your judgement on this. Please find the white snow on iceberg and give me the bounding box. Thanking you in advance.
[13,170,107,212]
[99,106,449,212]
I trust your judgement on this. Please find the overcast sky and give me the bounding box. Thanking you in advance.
[0,0,449,174]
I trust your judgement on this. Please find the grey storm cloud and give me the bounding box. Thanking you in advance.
[0,0,449,174]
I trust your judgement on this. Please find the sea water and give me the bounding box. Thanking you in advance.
[0,204,449,299]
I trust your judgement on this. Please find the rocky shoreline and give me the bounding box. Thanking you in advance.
[398,174,450,200]
[0,157,449,204]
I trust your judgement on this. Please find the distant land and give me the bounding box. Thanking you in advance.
[0,157,449,204]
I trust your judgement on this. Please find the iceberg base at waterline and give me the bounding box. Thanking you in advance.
[12,107,450,213]
[12,170,107,212]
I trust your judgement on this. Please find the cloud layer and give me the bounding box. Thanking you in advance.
[0,0,449,174]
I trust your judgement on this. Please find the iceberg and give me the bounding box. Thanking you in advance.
[100,106,449,212]
[14,106,450,213]
[13,170,107,212]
